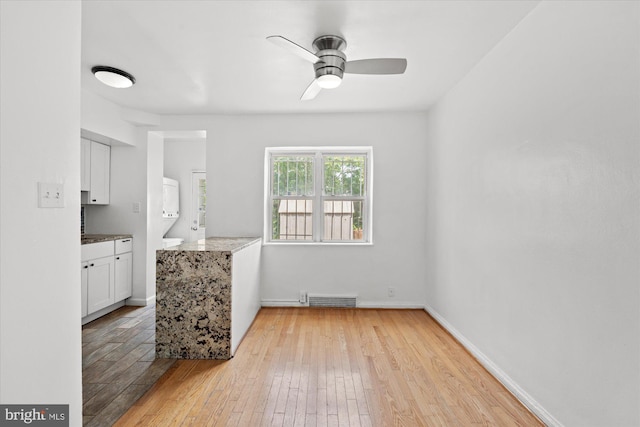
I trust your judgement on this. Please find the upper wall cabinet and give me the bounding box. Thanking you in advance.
[81,139,110,205]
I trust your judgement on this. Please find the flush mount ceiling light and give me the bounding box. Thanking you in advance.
[91,66,135,88]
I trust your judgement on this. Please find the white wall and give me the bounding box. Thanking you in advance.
[0,1,83,424]
[424,2,639,426]
[146,132,165,301]
[161,112,429,307]
[163,138,206,242]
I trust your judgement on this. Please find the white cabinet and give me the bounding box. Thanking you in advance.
[81,262,88,317]
[114,239,132,301]
[81,140,110,205]
[89,141,110,204]
[86,255,115,314]
[81,237,133,321]
[81,138,91,192]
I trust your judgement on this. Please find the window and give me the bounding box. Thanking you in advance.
[265,147,373,244]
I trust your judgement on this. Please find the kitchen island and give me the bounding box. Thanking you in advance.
[155,237,261,360]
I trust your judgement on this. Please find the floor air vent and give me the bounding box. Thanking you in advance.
[308,295,357,308]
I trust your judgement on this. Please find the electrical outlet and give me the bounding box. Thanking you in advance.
[299,291,308,304]
[387,287,396,297]
[132,202,141,213]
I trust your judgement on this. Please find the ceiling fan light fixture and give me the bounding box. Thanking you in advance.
[91,66,135,88]
[267,34,407,100]
[316,74,342,89]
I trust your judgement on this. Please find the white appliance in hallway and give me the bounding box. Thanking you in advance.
[162,177,184,248]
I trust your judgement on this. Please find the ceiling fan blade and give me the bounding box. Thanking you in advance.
[301,79,322,101]
[344,58,407,75]
[267,35,320,64]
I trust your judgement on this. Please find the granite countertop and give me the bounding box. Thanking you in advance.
[163,237,261,253]
[81,234,133,245]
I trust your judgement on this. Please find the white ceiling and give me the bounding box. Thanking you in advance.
[81,0,539,115]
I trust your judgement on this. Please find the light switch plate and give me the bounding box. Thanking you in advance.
[38,182,64,208]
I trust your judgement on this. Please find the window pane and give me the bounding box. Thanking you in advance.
[272,156,314,196]
[323,200,363,241]
[323,155,365,196]
[272,199,313,240]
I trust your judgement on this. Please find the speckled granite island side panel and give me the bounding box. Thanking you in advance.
[156,250,232,359]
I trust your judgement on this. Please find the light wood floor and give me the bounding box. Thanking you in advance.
[115,308,542,426]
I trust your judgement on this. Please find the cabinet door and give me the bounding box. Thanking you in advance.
[81,138,91,192]
[114,252,132,301]
[88,141,110,204]
[81,262,88,317]
[87,256,115,314]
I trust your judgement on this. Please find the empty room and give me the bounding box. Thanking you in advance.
[0,1,638,426]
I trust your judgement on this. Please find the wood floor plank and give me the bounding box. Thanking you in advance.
[83,381,130,416]
[108,341,154,363]
[112,308,543,426]
[82,382,107,404]
[89,345,153,385]
[83,342,123,367]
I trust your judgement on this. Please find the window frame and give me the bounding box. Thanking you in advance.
[264,146,373,245]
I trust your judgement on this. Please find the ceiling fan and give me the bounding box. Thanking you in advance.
[267,35,407,100]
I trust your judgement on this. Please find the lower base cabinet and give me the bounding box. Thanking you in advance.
[114,252,132,301]
[86,255,115,314]
[82,237,133,320]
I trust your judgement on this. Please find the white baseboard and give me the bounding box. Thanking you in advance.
[126,295,155,307]
[358,301,425,309]
[424,304,562,427]
[261,299,425,309]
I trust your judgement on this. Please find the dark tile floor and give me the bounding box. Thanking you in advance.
[82,303,176,426]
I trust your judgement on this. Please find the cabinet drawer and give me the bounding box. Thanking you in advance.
[115,238,133,254]
[81,241,114,261]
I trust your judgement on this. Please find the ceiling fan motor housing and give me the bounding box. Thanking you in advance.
[312,35,347,80]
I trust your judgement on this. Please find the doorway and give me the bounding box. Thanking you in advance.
[190,171,206,242]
